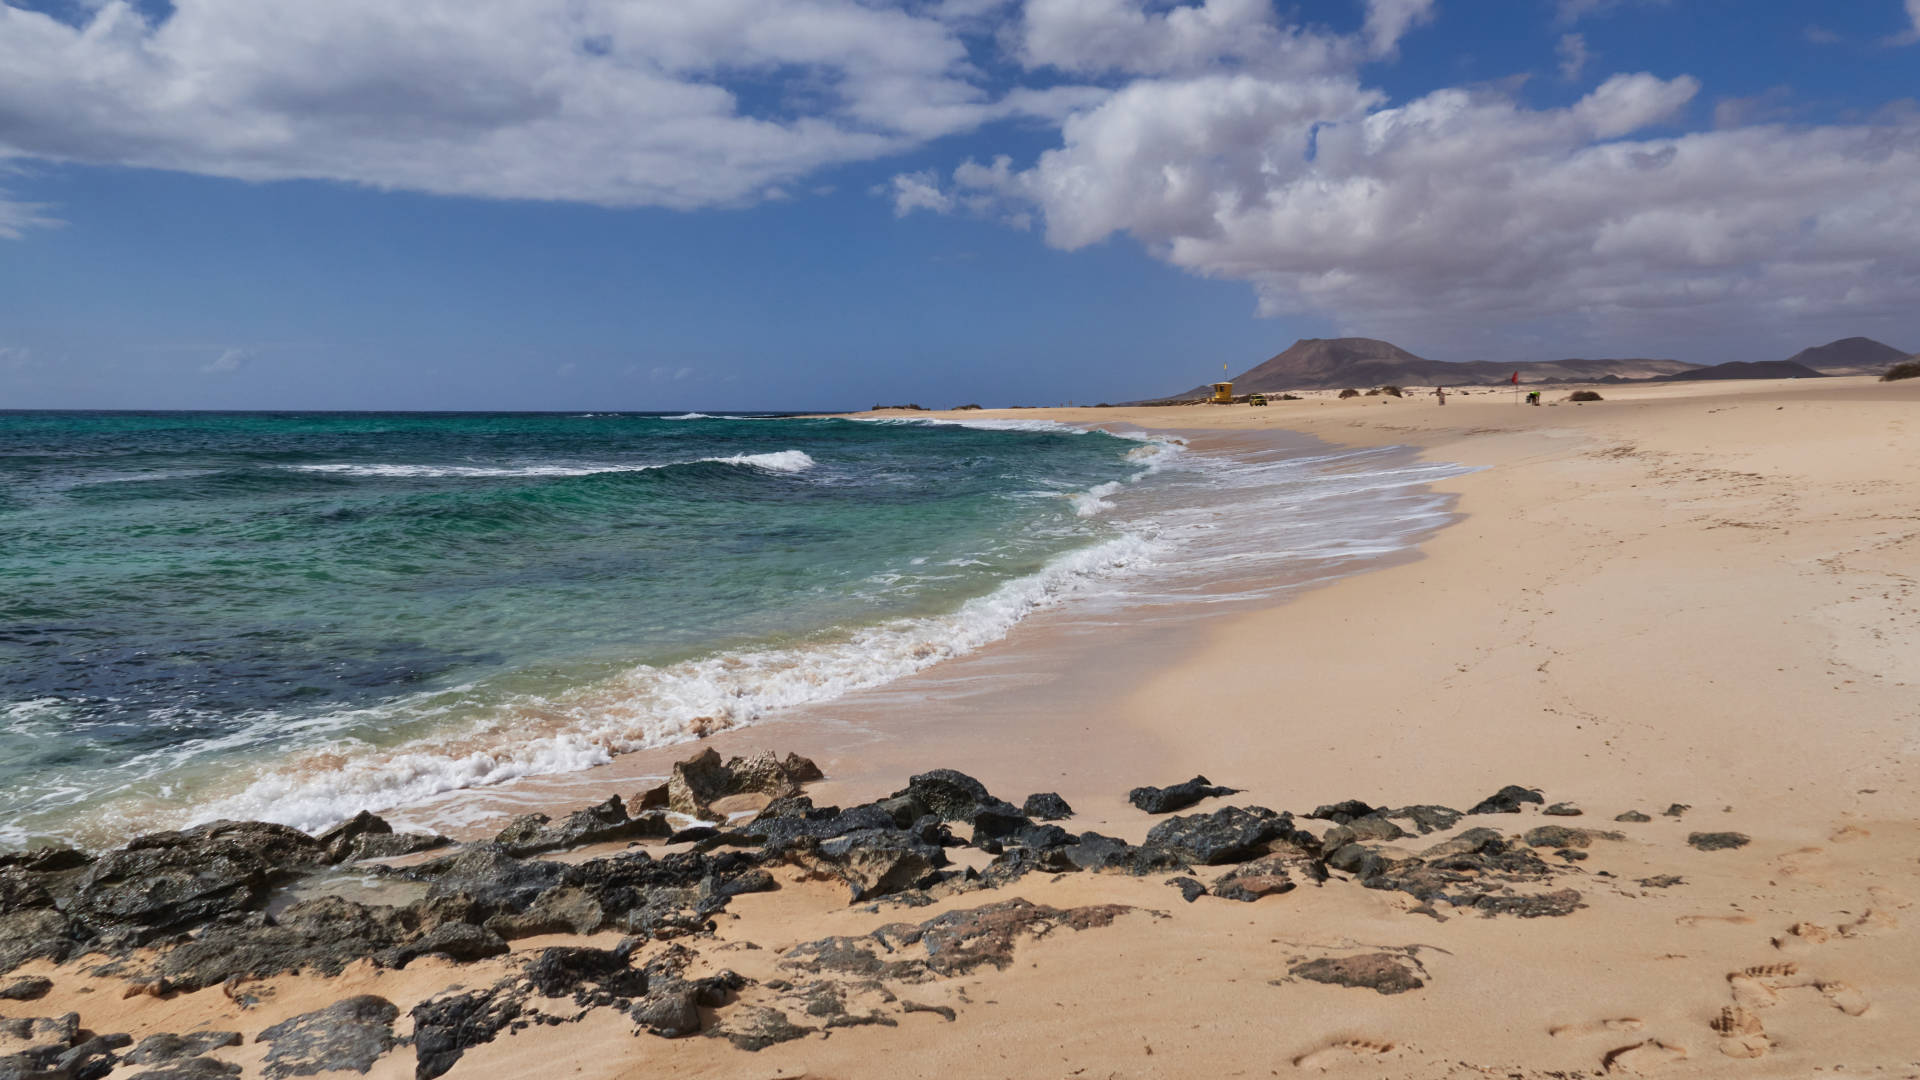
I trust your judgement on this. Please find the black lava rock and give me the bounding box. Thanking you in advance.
[1127,776,1241,815]
[1467,785,1545,815]
[1020,793,1074,821]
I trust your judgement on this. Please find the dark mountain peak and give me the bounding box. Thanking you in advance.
[1784,337,1909,374]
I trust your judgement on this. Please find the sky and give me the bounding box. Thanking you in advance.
[1,0,1917,410]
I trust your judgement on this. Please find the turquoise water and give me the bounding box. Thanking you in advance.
[0,411,1172,843]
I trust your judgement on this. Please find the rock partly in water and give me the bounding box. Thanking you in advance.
[1289,954,1425,994]
[256,995,397,1080]
[1127,776,1241,815]
[1467,785,1544,815]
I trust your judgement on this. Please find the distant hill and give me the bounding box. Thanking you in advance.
[1160,338,1700,397]
[1654,360,1828,382]
[1783,337,1911,375]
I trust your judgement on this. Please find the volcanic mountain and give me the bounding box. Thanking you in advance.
[1654,360,1827,382]
[1163,338,1699,397]
[1781,337,1911,375]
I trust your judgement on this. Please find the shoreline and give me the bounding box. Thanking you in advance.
[4,375,1918,1078]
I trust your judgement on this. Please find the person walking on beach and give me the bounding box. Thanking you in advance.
[1433,386,1447,406]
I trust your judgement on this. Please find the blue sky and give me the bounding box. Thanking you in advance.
[2,0,1917,410]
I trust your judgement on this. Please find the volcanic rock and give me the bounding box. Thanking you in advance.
[1020,793,1073,820]
[1687,832,1751,851]
[1468,785,1544,814]
[1143,806,1292,865]
[256,995,397,1080]
[1290,954,1424,994]
[1127,776,1240,815]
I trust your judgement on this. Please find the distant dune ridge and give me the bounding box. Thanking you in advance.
[1159,335,1912,399]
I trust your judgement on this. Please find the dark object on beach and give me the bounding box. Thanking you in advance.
[1289,954,1424,995]
[69,820,327,942]
[953,403,983,410]
[1569,390,1604,402]
[871,403,927,411]
[1522,826,1591,850]
[1543,802,1583,816]
[1468,785,1544,814]
[492,795,670,857]
[1382,804,1464,834]
[1307,799,1378,824]
[316,812,449,864]
[1338,388,1361,398]
[0,846,92,874]
[1021,792,1073,821]
[1615,810,1652,823]
[125,1031,244,1065]
[0,975,52,1001]
[1167,877,1207,903]
[1366,385,1403,397]
[121,1057,243,1079]
[1212,854,1304,901]
[1142,806,1293,865]
[889,769,1018,823]
[1882,360,1920,382]
[1473,888,1585,918]
[1278,393,1303,400]
[1637,875,1685,889]
[257,995,398,1080]
[412,988,524,1080]
[1318,814,1405,851]
[1663,803,1691,818]
[1127,776,1241,815]
[1687,831,1751,851]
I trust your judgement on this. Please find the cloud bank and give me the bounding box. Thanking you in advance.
[3,0,1918,347]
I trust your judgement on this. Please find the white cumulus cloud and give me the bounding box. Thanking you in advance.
[0,0,1083,210]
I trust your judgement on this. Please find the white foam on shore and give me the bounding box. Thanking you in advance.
[183,530,1164,833]
[287,451,815,479]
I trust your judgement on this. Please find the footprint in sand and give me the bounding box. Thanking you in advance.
[1726,963,1873,1016]
[1601,1039,1689,1074]
[1829,824,1871,843]
[1770,922,1831,950]
[1711,1005,1770,1059]
[1549,1018,1645,1038]
[1675,913,1755,928]
[1293,1039,1394,1070]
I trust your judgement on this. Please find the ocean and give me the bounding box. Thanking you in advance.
[0,410,1468,847]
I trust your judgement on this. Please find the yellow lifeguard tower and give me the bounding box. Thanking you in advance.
[1210,381,1234,404]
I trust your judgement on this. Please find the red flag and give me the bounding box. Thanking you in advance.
[1510,371,1519,384]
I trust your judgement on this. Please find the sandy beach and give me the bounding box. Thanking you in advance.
[5,375,1917,1079]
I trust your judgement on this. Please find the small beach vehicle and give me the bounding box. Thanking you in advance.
[1248,393,1268,406]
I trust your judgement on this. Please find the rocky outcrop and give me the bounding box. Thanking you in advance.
[644,750,824,820]
[257,996,397,1079]
[1467,785,1544,815]
[492,796,670,857]
[1127,776,1240,815]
